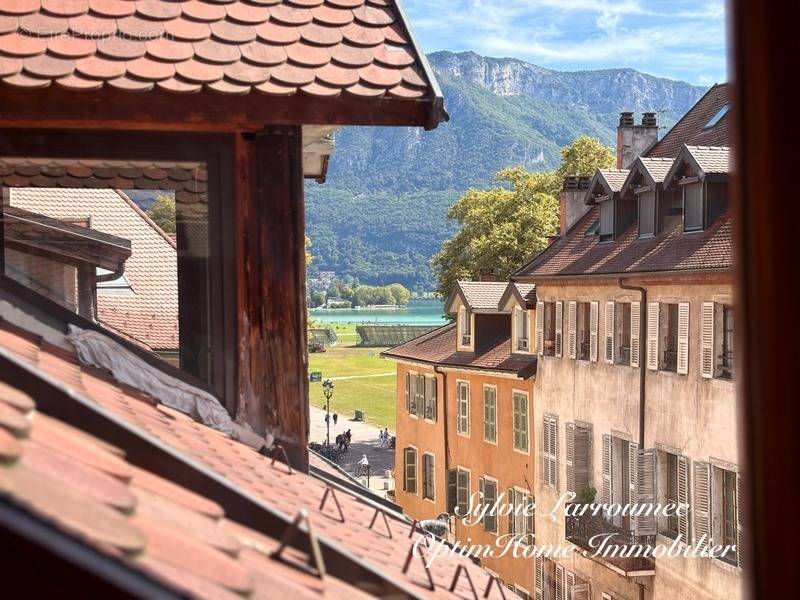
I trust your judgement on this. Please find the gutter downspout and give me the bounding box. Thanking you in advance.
[619,278,647,449]
[434,365,451,533]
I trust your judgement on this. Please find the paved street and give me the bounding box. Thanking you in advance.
[309,405,395,497]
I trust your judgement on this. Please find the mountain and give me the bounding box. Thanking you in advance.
[306,51,708,290]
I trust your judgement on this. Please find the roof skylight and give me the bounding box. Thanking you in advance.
[704,104,730,129]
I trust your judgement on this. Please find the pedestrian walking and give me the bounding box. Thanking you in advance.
[333,413,338,426]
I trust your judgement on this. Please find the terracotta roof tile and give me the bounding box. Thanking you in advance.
[0,318,507,599]
[0,357,377,599]
[454,281,511,311]
[0,0,436,100]
[685,145,731,175]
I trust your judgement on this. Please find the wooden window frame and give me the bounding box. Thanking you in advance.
[422,452,435,501]
[483,384,498,444]
[403,446,418,494]
[512,389,530,454]
[456,379,470,437]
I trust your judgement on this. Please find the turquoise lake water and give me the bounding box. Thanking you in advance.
[309,304,447,325]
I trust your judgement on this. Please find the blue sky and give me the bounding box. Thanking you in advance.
[402,0,728,86]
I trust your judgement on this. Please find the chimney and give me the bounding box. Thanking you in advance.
[479,269,496,282]
[560,175,591,233]
[616,111,659,169]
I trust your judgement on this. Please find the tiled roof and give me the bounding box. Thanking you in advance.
[514,206,733,278]
[0,0,434,101]
[382,323,537,377]
[450,281,511,312]
[585,169,629,205]
[647,83,729,158]
[619,157,675,196]
[11,188,179,351]
[685,145,731,175]
[639,157,675,183]
[600,169,630,193]
[0,380,372,599]
[0,317,504,599]
[498,282,536,310]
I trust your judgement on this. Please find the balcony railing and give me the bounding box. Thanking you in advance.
[565,506,656,578]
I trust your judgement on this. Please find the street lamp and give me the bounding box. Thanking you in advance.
[322,379,334,446]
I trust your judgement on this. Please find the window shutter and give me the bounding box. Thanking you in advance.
[602,434,612,505]
[636,448,657,536]
[447,469,457,513]
[601,594,613,600]
[565,423,575,493]
[540,420,548,486]
[677,302,690,375]
[630,301,641,368]
[525,494,534,545]
[404,448,416,493]
[590,301,599,362]
[572,584,590,600]
[536,301,545,355]
[417,375,426,417]
[677,455,690,543]
[457,469,469,516]
[555,301,563,357]
[736,472,744,568]
[554,564,564,600]
[628,441,639,533]
[700,302,715,378]
[568,301,577,359]
[534,555,543,600]
[574,426,591,495]
[478,478,485,528]
[604,301,615,364]
[693,461,711,546]
[647,302,660,370]
[404,372,411,413]
[425,376,437,420]
[565,571,575,600]
[549,417,558,488]
[507,487,515,535]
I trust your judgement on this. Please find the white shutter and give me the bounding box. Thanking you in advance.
[630,301,641,368]
[602,434,612,505]
[628,441,639,533]
[677,455,690,543]
[554,564,564,600]
[601,594,613,600]
[647,302,660,370]
[604,301,615,364]
[589,301,599,362]
[677,302,690,375]
[693,461,711,546]
[565,572,575,600]
[534,555,544,600]
[536,301,545,355]
[636,448,657,536]
[549,417,558,488]
[565,423,575,493]
[572,583,590,600]
[540,420,548,485]
[574,426,591,495]
[555,301,563,357]
[700,302,715,378]
[404,372,411,413]
[568,301,577,359]
[736,472,744,568]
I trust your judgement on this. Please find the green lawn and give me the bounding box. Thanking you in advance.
[308,329,397,430]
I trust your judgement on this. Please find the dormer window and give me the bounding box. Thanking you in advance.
[599,197,614,242]
[459,306,472,347]
[683,181,704,231]
[515,307,529,351]
[638,189,656,238]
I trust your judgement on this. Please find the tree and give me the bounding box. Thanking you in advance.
[387,283,411,307]
[147,195,176,233]
[432,137,614,296]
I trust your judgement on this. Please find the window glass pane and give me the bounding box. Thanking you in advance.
[684,182,704,230]
[2,157,211,383]
[639,191,656,237]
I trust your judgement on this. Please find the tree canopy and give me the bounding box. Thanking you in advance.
[146,195,176,234]
[432,136,614,296]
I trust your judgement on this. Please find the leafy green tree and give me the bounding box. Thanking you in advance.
[387,283,411,307]
[147,195,176,234]
[432,137,614,296]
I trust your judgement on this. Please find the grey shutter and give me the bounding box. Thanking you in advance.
[549,417,558,488]
[693,461,711,545]
[555,301,563,357]
[536,301,544,355]
[565,423,576,493]
[447,469,457,513]
[647,302,660,370]
[602,434,612,505]
[630,301,641,368]
[628,441,639,533]
[677,302,690,374]
[416,375,424,417]
[404,372,411,413]
[479,478,485,528]
[404,448,416,493]
[604,301,615,364]
[572,584,590,600]
[574,426,591,495]
[534,555,543,600]
[589,301,599,362]
[636,448,658,536]
[700,302,715,378]
[568,301,577,359]
[456,469,469,516]
[677,456,690,543]
[525,494,534,544]
[736,472,744,568]
[540,420,548,485]
[425,376,436,420]
[554,564,564,600]
[508,487,515,535]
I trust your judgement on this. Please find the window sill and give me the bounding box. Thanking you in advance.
[456,431,471,439]
[714,556,741,574]
[513,446,530,456]
[484,437,498,446]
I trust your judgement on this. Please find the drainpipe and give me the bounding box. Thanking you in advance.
[619,278,647,448]
[434,366,450,472]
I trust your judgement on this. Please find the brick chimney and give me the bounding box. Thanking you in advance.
[616,112,659,169]
[479,269,496,282]
[560,175,591,233]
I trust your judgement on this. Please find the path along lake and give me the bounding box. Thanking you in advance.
[309,303,447,325]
